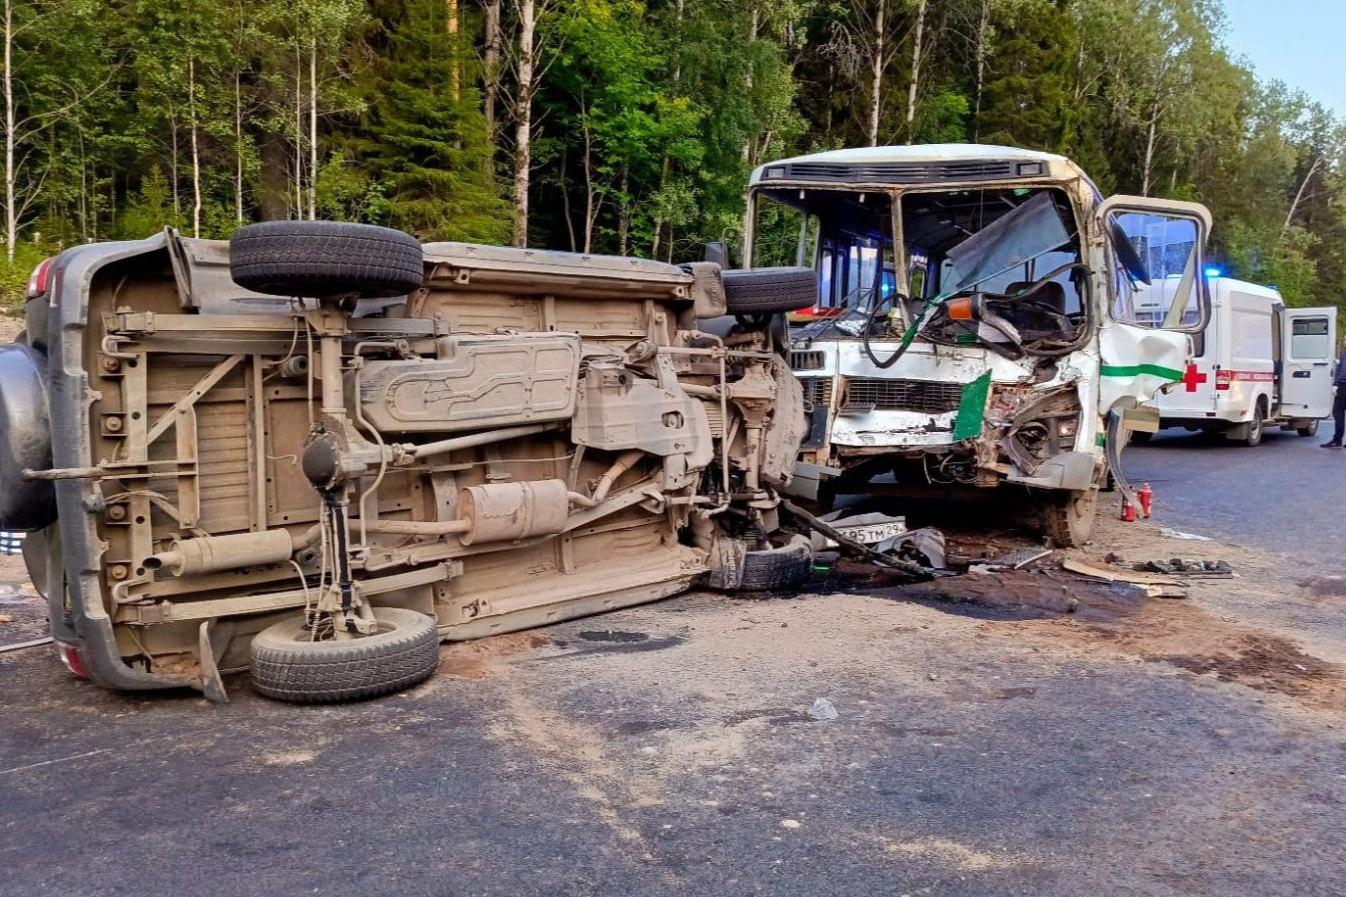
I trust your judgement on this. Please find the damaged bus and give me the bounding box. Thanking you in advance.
[749,144,1211,545]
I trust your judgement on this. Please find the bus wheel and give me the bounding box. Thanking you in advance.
[1041,488,1098,548]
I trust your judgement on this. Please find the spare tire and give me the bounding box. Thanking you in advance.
[250,606,440,703]
[722,267,818,315]
[230,221,425,300]
[0,344,55,531]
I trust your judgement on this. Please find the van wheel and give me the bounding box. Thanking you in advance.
[249,607,440,703]
[1241,402,1265,447]
[0,344,56,531]
[1297,419,1319,437]
[722,267,818,315]
[229,221,425,300]
[732,535,813,592]
[1041,488,1098,548]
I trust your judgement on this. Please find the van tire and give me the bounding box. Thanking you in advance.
[0,344,56,531]
[1297,419,1319,437]
[230,221,425,300]
[1240,402,1265,447]
[1042,488,1098,548]
[734,534,813,592]
[249,607,440,703]
[722,267,818,315]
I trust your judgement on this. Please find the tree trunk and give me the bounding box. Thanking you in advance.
[483,0,501,149]
[651,155,670,258]
[4,0,15,262]
[170,111,181,225]
[617,164,629,256]
[308,40,317,221]
[189,57,202,238]
[867,0,886,147]
[294,45,303,218]
[1282,156,1323,239]
[235,71,244,223]
[582,112,601,254]
[974,0,990,140]
[511,0,536,247]
[1142,100,1160,197]
[560,148,576,252]
[447,0,460,101]
[905,0,926,142]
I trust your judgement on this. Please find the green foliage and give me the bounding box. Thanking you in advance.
[0,242,60,312]
[0,0,1339,319]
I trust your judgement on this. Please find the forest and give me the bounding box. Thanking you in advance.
[1,0,1342,310]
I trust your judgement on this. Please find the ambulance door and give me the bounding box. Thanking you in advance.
[1280,307,1337,419]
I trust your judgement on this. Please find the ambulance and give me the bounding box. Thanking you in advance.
[1140,276,1337,445]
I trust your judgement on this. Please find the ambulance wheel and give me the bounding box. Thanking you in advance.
[1297,419,1319,437]
[1241,402,1265,447]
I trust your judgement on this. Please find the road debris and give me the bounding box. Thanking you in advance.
[0,636,53,654]
[1135,559,1233,578]
[875,527,946,570]
[1061,553,1182,586]
[783,501,933,580]
[808,697,838,721]
[1158,527,1213,541]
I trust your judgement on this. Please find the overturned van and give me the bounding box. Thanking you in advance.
[0,223,814,701]
[748,144,1212,545]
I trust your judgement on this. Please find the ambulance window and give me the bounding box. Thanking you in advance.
[1292,316,1331,358]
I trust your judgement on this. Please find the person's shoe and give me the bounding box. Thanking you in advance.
[1321,440,1343,449]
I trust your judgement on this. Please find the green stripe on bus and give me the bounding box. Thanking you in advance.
[1099,363,1183,381]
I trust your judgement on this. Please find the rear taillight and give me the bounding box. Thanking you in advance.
[1215,370,1232,391]
[25,257,54,301]
[53,640,89,679]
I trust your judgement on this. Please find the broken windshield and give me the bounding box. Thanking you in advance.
[943,192,1072,294]
[768,185,1089,357]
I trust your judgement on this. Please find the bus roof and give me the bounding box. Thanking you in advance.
[748,143,1087,190]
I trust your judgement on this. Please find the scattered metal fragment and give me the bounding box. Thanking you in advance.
[1135,559,1233,578]
[989,546,1053,570]
[876,527,946,570]
[0,636,53,654]
[1061,553,1182,586]
[1158,527,1213,541]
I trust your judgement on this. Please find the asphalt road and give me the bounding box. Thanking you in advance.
[3,433,1346,897]
[1121,424,1346,569]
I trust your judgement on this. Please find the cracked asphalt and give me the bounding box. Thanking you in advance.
[2,431,1345,897]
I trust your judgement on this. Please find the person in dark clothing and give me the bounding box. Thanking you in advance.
[1323,339,1346,448]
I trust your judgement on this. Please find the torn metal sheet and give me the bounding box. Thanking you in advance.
[876,527,946,569]
[1061,553,1181,586]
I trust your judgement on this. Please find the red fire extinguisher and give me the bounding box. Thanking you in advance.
[1137,483,1153,518]
[1121,499,1137,522]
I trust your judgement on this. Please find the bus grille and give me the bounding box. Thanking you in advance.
[843,378,964,414]
[798,377,833,409]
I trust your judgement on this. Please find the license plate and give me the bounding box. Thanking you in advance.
[833,519,907,546]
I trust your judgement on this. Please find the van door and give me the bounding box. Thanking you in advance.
[1280,307,1338,419]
